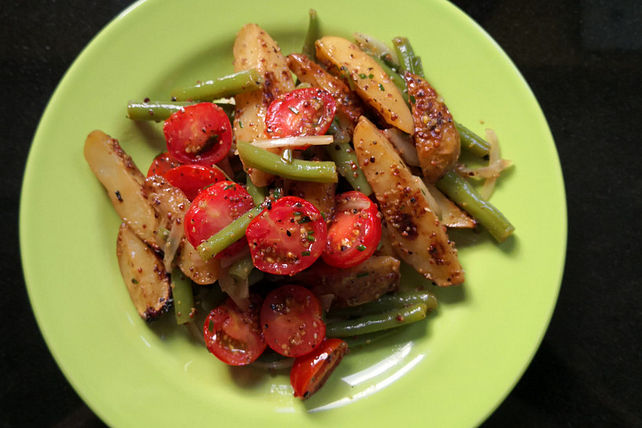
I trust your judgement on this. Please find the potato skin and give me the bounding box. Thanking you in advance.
[294,256,401,308]
[116,223,171,321]
[84,130,160,249]
[404,72,460,183]
[287,53,364,128]
[353,116,464,286]
[233,23,295,187]
[315,36,414,134]
[142,175,220,285]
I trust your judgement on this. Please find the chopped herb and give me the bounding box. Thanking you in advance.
[288,106,299,114]
[368,73,374,79]
[239,121,244,128]
[208,320,214,332]
[357,244,367,251]
[293,211,302,217]
[357,272,369,278]
[301,250,311,257]
[379,83,385,91]
[307,231,315,242]
[358,73,367,79]
[224,184,235,190]
[298,216,312,224]
[131,278,139,284]
[409,95,416,104]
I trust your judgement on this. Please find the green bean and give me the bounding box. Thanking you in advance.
[245,175,266,206]
[325,303,428,337]
[455,122,491,158]
[325,142,372,195]
[437,170,515,242]
[327,119,351,144]
[392,37,424,77]
[327,290,438,319]
[237,141,338,183]
[171,69,262,101]
[197,205,263,260]
[229,255,254,281]
[302,9,319,60]
[127,101,193,121]
[343,329,398,349]
[171,270,195,325]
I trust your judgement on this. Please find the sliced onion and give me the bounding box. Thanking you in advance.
[480,129,502,200]
[250,135,334,149]
[162,222,184,273]
[353,32,400,65]
[218,270,250,312]
[423,182,476,229]
[383,128,420,167]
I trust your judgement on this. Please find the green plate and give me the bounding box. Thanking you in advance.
[20,0,566,426]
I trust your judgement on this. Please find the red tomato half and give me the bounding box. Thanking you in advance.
[265,88,336,138]
[147,152,181,177]
[184,180,254,258]
[290,338,348,399]
[260,285,326,357]
[322,191,382,268]
[203,296,266,366]
[163,164,226,201]
[245,196,327,275]
[163,102,232,166]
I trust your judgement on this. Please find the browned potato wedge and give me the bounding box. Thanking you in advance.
[287,53,364,128]
[116,223,171,321]
[176,241,220,285]
[353,116,464,286]
[84,130,160,249]
[403,72,460,183]
[233,23,295,187]
[142,175,219,284]
[315,36,413,134]
[294,256,400,308]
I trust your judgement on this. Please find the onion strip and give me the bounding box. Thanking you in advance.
[383,128,420,167]
[250,135,333,149]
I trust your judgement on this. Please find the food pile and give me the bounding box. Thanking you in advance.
[84,10,514,399]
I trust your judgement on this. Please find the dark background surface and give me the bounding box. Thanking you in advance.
[2,0,640,426]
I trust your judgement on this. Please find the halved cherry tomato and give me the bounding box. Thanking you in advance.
[203,296,266,366]
[245,196,327,275]
[260,285,325,357]
[322,191,382,268]
[290,338,348,399]
[163,164,226,201]
[265,88,336,138]
[184,180,254,258]
[147,152,181,177]
[163,102,232,166]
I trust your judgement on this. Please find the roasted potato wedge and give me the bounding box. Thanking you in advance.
[295,256,400,308]
[84,130,160,249]
[142,175,220,284]
[116,223,171,321]
[315,36,413,134]
[287,53,364,128]
[404,72,460,183]
[353,116,464,286]
[233,23,295,187]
